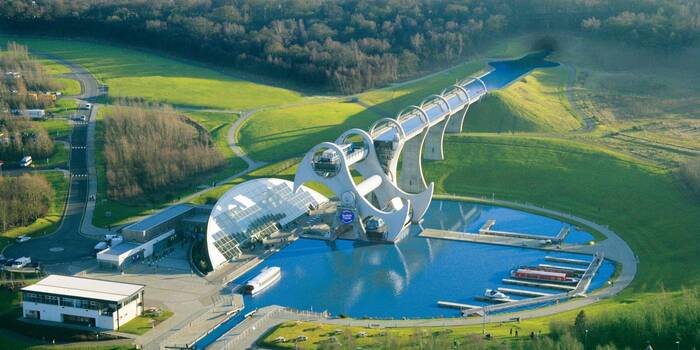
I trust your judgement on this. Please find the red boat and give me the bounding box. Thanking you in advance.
[511,268,579,284]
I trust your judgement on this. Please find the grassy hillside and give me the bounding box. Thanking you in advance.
[0,35,304,110]
[425,134,700,291]
[239,101,382,162]
[464,67,581,133]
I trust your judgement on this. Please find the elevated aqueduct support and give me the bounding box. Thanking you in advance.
[294,76,488,243]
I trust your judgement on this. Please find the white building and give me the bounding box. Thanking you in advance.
[206,178,328,269]
[21,275,144,330]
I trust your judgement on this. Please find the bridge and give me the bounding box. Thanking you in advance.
[293,74,489,242]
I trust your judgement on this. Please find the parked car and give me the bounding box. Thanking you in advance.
[11,256,31,268]
[19,156,32,167]
[80,103,92,110]
[16,235,31,243]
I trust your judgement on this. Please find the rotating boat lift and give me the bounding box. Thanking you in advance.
[294,76,489,243]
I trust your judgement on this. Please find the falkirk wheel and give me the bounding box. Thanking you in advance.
[294,76,488,243]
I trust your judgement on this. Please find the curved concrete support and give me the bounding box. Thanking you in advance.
[398,126,429,194]
[424,118,449,160]
[294,141,411,241]
[421,94,452,161]
[336,129,433,224]
[446,84,472,134]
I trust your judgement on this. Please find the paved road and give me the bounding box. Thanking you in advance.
[227,110,267,170]
[3,53,104,263]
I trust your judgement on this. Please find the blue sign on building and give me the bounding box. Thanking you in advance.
[339,209,355,224]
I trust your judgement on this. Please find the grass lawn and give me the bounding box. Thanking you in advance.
[38,118,72,140]
[34,57,72,75]
[239,101,383,162]
[54,77,81,96]
[0,171,69,251]
[464,67,581,133]
[0,34,304,111]
[259,292,672,350]
[36,142,69,169]
[424,134,700,291]
[118,310,173,336]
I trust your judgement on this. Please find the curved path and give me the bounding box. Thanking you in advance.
[212,194,636,349]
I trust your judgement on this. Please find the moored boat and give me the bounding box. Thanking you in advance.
[243,266,282,295]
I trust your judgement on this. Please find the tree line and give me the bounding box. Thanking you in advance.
[0,116,54,161]
[0,174,54,232]
[103,104,223,200]
[1,1,698,92]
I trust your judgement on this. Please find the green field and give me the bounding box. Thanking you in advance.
[54,77,81,96]
[0,171,69,251]
[0,34,304,110]
[425,134,700,291]
[464,67,581,133]
[239,101,382,162]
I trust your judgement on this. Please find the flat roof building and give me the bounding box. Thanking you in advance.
[21,275,144,330]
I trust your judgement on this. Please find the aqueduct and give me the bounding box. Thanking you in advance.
[294,75,489,242]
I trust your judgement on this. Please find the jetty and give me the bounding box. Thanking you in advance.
[437,301,480,310]
[497,287,552,297]
[501,278,576,291]
[545,256,591,266]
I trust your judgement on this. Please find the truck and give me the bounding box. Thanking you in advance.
[24,109,46,119]
[11,256,31,268]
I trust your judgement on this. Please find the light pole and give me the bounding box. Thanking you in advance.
[585,329,588,348]
[676,339,680,350]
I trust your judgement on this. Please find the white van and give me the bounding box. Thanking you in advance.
[11,256,31,268]
[19,156,32,167]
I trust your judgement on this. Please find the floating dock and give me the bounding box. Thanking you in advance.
[497,287,552,297]
[545,256,591,266]
[479,220,570,243]
[538,264,587,274]
[501,278,576,291]
[574,252,605,294]
[437,301,479,309]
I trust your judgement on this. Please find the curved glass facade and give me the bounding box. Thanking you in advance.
[206,178,328,268]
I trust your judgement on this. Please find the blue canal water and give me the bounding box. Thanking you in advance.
[195,201,615,349]
[480,50,559,90]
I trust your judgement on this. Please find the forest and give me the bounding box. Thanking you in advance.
[1,0,698,92]
[0,174,54,232]
[103,104,224,199]
[0,116,54,161]
[0,42,61,110]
